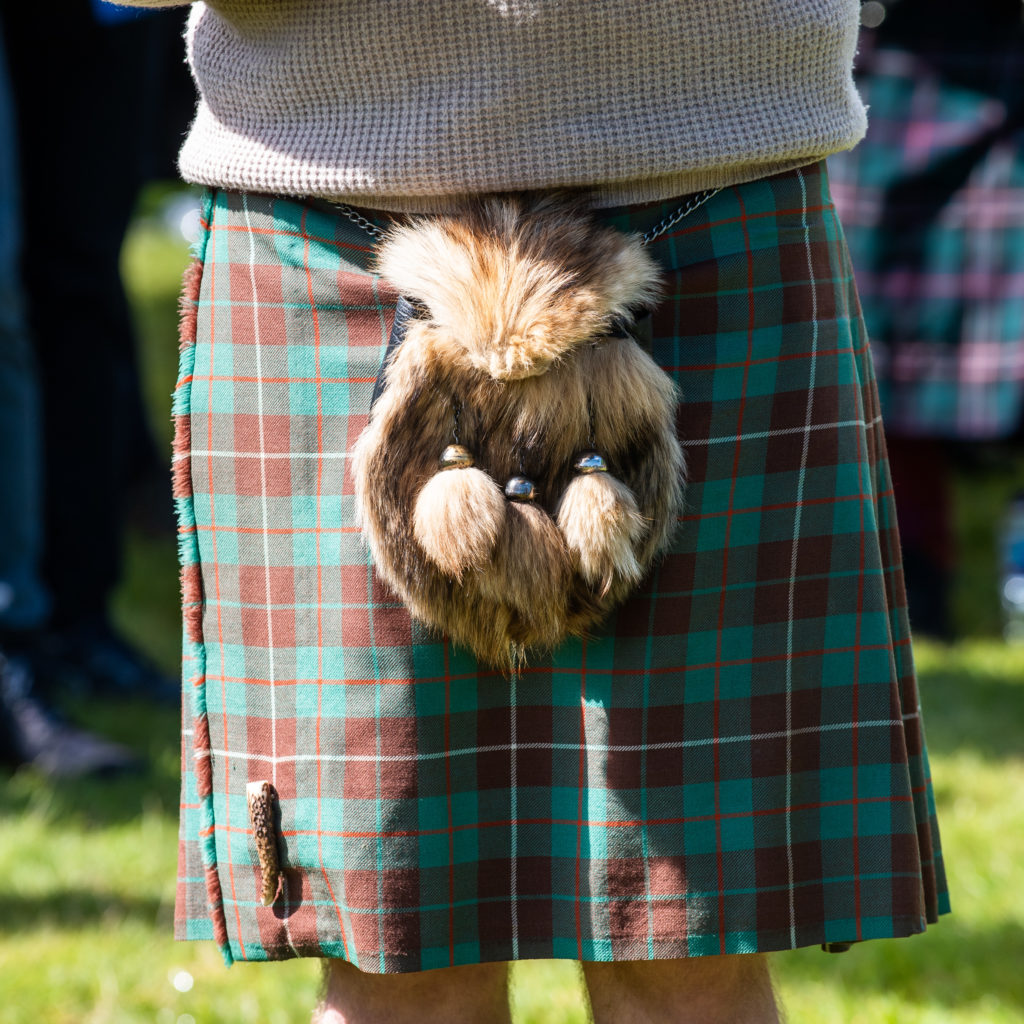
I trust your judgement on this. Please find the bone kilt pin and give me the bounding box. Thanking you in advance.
[351,194,685,669]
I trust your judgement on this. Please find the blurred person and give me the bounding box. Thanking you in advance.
[0,23,135,778]
[829,0,1024,638]
[0,0,191,702]
[115,1,947,1021]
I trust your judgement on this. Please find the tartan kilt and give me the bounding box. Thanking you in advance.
[827,29,1024,440]
[173,161,949,969]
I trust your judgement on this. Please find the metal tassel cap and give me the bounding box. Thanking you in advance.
[504,476,537,502]
[573,451,608,475]
[440,444,475,469]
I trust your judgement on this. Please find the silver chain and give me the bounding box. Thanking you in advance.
[333,203,387,240]
[639,188,720,246]
[333,188,720,247]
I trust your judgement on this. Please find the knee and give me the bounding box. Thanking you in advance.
[316,959,511,1024]
[582,953,778,1023]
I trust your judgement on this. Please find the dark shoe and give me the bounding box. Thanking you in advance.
[45,617,179,705]
[0,650,139,778]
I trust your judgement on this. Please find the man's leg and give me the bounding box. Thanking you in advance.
[582,953,780,1024]
[316,959,511,1024]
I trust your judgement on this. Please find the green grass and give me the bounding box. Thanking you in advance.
[2,191,1022,1022]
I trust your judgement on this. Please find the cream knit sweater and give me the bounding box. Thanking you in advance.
[122,0,867,211]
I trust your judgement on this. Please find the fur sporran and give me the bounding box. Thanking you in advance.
[351,194,685,669]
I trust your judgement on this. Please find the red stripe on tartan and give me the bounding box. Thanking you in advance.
[710,186,756,954]
[852,412,867,944]
[205,199,835,268]
[198,640,913,687]
[208,197,833,258]
[680,489,896,522]
[215,794,914,841]
[302,208,353,961]
[661,202,834,246]
[667,340,872,373]
[193,525,361,535]
[575,640,588,961]
[210,219,376,255]
[192,375,377,385]
[830,191,869,942]
[189,494,897,533]
[208,205,246,959]
[444,639,455,966]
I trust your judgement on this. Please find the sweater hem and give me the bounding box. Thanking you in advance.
[177,138,865,215]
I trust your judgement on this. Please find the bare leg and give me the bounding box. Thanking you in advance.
[582,954,780,1024]
[314,959,511,1024]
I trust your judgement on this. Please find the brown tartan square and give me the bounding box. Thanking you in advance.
[752,576,831,626]
[342,716,419,799]
[514,707,553,787]
[652,899,688,939]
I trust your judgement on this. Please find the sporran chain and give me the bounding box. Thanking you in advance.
[332,188,721,246]
[639,188,720,246]
[333,203,387,240]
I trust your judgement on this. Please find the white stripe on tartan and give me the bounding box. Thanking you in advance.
[679,416,882,447]
[199,714,920,764]
[180,450,349,460]
[241,194,300,959]
[509,664,519,959]
[786,167,818,948]
[241,194,279,776]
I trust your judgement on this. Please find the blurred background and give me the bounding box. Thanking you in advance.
[1,1,1022,1022]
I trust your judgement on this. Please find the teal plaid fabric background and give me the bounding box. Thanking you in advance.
[828,27,1024,440]
[173,162,948,969]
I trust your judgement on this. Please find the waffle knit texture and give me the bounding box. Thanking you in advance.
[114,0,867,211]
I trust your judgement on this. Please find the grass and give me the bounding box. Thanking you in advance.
[1,187,1022,1022]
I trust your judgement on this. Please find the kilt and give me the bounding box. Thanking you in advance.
[173,161,949,969]
[827,27,1024,440]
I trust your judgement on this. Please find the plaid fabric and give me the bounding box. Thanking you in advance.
[827,27,1024,439]
[173,161,949,969]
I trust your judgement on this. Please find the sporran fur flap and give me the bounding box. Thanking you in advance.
[351,194,684,669]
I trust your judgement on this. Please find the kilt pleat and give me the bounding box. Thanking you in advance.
[173,162,949,968]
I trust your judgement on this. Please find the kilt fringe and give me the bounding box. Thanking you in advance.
[171,415,192,501]
[173,191,234,965]
[179,563,203,647]
[178,256,203,353]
